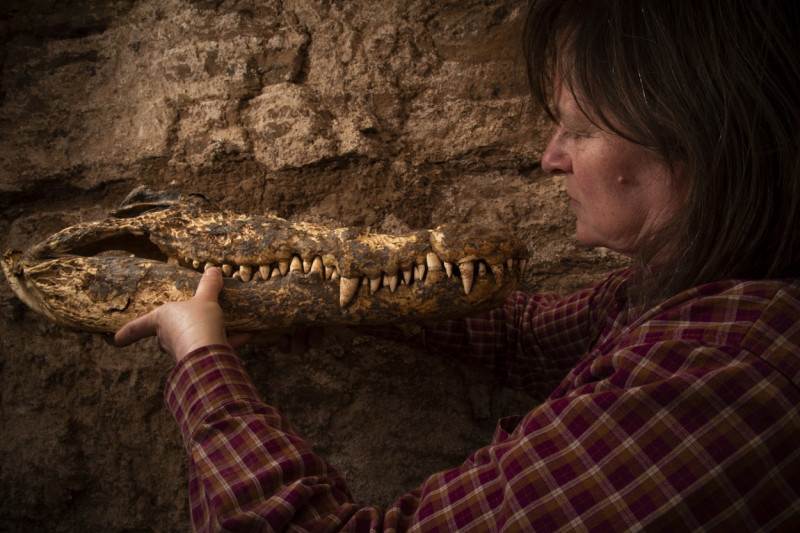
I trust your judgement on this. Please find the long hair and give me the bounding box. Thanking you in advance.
[524,0,800,304]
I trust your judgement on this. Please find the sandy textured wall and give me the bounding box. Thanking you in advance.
[0,0,623,529]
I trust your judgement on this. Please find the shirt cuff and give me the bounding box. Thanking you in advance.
[164,344,266,447]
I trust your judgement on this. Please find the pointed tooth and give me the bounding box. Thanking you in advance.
[459,260,474,295]
[416,263,426,281]
[278,259,289,276]
[222,263,233,277]
[271,266,281,279]
[491,264,504,285]
[339,277,360,307]
[324,264,334,280]
[331,269,340,281]
[302,259,312,274]
[507,258,514,270]
[204,262,215,272]
[310,257,323,277]
[289,256,302,274]
[387,274,398,292]
[444,261,454,278]
[520,259,527,273]
[239,265,252,282]
[259,265,270,280]
[167,257,179,266]
[426,253,443,271]
[478,262,487,277]
[232,271,242,281]
[403,268,412,285]
[193,260,201,269]
[370,277,381,294]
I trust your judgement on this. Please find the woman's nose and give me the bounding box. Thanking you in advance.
[541,130,571,175]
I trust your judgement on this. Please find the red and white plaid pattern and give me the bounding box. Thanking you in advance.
[166,268,800,531]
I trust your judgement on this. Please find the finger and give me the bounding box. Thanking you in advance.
[114,310,158,346]
[194,267,223,301]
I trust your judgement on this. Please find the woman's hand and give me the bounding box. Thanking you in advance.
[114,267,251,362]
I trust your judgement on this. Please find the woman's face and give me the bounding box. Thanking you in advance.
[541,82,684,259]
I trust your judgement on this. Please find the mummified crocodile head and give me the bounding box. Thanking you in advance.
[2,187,528,333]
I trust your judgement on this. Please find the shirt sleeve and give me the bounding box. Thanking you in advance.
[423,271,625,399]
[165,339,800,532]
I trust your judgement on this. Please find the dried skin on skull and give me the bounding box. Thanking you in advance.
[1,188,528,332]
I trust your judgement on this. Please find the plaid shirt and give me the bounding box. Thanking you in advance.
[166,268,800,531]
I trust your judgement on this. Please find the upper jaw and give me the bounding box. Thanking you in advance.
[2,188,528,331]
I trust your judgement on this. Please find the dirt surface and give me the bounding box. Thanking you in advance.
[0,0,625,530]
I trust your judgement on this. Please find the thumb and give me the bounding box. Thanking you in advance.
[195,267,224,301]
[114,309,158,346]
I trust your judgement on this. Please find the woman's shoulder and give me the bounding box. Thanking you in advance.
[641,277,800,386]
[641,275,799,318]
[721,278,800,386]
[661,277,800,325]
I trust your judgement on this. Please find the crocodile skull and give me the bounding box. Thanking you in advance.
[2,188,528,333]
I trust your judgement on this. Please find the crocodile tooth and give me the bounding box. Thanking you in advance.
[459,260,474,295]
[239,265,252,282]
[259,265,270,280]
[387,274,398,292]
[426,253,443,271]
[278,259,289,276]
[302,259,312,274]
[310,257,323,277]
[204,262,215,272]
[416,263,426,281]
[222,263,233,277]
[167,257,179,266]
[271,266,281,279]
[324,264,334,280]
[193,260,201,269]
[289,256,302,274]
[331,269,340,281]
[520,259,527,273]
[478,262,487,277]
[491,263,504,285]
[402,268,412,285]
[339,277,360,307]
[506,258,514,270]
[444,261,454,278]
[370,277,381,294]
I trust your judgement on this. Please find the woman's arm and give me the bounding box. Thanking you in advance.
[424,270,627,399]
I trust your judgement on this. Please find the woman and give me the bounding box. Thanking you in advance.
[116,0,800,530]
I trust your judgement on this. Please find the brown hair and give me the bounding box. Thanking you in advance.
[523,0,800,303]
